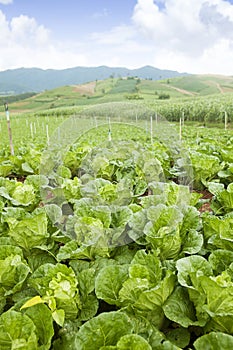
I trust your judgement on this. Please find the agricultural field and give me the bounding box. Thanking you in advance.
[1,78,233,348]
[2,74,233,118]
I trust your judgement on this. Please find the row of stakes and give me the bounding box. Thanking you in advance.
[1,104,229,156]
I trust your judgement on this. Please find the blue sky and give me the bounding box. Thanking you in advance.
[0,1,136,39]
[1,0,233,74]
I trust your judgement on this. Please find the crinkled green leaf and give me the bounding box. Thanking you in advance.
[194,332,233,350]
[179,206,200,236]
[52,309,65,327]
[146,204,183,230]
[10,184,36,206]
[129,250,162,285]
[208,249,233,274]
[148,181,192,207]
[128,208,147,242]
[0,245,30,296]
[163,287,206,328]
[145,225,182,260]
[110,206,132,228]
[73,199,111,228]
[119,278,149,306]
[45,204,63,225]
[52,319,81,350]
[0,163,13,177]
[0,310,38,349]
[7,210,49,250]
[157,340,182,349]
[113,246,136,265]
[135,270,176,310]
[24,303,54,350]
[79,294,99,321]
[28,263,80,321]
[205,315,233,334]
[117,334,152,349]
[166,327,190,348]
[182,230,203,255]
[27,249,56,272]
[176,256,213,290]
[190,152,222,188]
[200,275,233,316]
[78,268,96,296]
[95,265,129,305]
[75,312,133,349]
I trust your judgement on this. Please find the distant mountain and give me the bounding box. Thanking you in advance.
[0,65,189,94]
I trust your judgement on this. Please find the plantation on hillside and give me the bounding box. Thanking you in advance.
[1,74,232,129]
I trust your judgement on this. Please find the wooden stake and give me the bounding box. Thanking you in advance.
[179,117,182,140]
[150,115,153,144]
[57,126,61,141]
[4,103,14,155]
[46,124,49,145]
[225,111,228,130]
[30,123,33,138]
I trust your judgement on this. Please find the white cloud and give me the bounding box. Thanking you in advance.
[0,9,149,71]
[0,10,88,70]
[132,0,233,54]
[10,15,50,46]
[0,11,50,46]
[130,0,233,73]
[0,10,10,42]
[0,0,13,4]
[0,1,233,75]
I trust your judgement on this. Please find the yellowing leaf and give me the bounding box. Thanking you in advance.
[20,295,45,310]
[52,309,65,327]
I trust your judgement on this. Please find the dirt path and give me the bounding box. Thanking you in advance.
[72,81,96,95]
[161,83,197,96]
[214,82,224,94]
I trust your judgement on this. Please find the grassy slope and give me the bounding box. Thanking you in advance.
[168,75,233,95]
[4,74,233,115]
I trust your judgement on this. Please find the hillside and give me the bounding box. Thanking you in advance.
[4,74,233,115]
[163,75,233,95]
[0,66,188,95]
